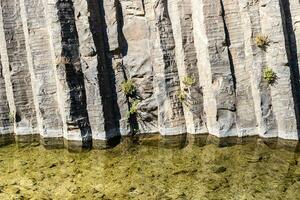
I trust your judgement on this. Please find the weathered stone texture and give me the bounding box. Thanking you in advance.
[20,0,63,138]
[239,0,277,138]
[169,0,207,134]
[0,0,300,148]
[1,0,38,136]
[153,0,186,135]
[192,0,237,137]
[222,0,257,137]
[0,57,12,135]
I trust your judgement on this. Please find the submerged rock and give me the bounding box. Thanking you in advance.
[212,166,227,174]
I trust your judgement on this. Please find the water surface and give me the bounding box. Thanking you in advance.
[0,137,299,199]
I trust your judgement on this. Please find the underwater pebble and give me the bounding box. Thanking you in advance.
[213,166,227,174]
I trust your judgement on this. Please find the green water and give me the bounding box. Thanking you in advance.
[0,138,299,200]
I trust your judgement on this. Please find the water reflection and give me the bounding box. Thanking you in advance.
[0,136,299,199]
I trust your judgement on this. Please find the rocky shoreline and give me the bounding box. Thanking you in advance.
[1,132,299,152]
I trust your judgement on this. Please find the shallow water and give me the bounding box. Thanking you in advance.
[0,138,300,200]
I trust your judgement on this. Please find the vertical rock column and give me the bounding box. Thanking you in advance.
[72,0,109,145]
[281,0,300,137]
[19,0,64,142]
[191,0,236,137]
[0,5,14,145]
[283,0,300,68]
[42,0,92,148]
[168,0,207,134]
[102,0,130,137]
[0,58,13,145]
[103,0,133,135]
[153,0,186,136]
[0,0,38,137]
[260,0,298,140]
[41,0,68,146]
[221,0,257,137]
[120,0,158,134]
[238,1,277,138]
[57,0,92,146]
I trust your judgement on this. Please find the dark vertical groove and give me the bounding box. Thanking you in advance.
[56,0,92,147]
[115,0,128,56]
[86,0,121,145]
[220,0,237,91]
[279,0,300,138]
[141,0,145,14]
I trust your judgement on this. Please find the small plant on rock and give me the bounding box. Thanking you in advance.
[183,75,196,87]
[127,100,140,119]
[255,34,270,50]
[176,90,187,103]
[121,79,136,96]
[263,67,278,85]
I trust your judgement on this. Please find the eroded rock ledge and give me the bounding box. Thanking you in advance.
[0,0,300,148]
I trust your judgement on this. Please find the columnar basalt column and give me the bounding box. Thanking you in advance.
[120,0,158,134]
[0,58,13,145]
[191,0,237,137]
[260,0,298,140]
[153,0,186,136]
[52,0,92,146]
[168,0,207,135]
[283,0,300,68]
[73,0,109,146]
[102,0,131,137]
[0,0,38,138]
[0,5,15,146]
[238,0,277,138]
[281,0,300,139]
[20,0,64,141]
[221,0,257,137]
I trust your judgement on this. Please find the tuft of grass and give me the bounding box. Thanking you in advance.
[255,34,270,50]
[263,67,278,85]
[121,79,136,96]
[127,100,140,119]
[183,75,196,87]
[176,90,187,103]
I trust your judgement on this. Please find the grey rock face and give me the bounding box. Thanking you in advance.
[0,0,299,148]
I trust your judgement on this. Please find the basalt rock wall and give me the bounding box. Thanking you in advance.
[0,0,300,148]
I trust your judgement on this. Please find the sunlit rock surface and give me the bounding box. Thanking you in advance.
[0,0,300,148]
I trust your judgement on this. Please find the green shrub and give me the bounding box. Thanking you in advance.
[183,75,196,87]
[121,79,136,96]
[176,90,187,103]
[127,100,140,119]
[255,34,270,49]
[263,67,277,85]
